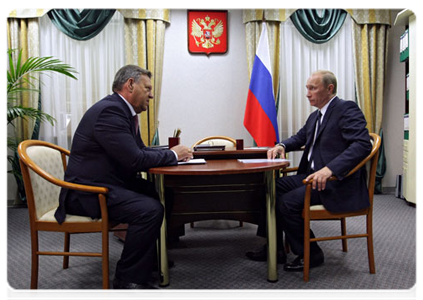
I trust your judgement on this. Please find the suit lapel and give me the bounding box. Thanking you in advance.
[315,96,338,140]
[305,110,319,148]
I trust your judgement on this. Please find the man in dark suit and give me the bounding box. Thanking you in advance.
[55,65,193,289]
[246,70,372,272]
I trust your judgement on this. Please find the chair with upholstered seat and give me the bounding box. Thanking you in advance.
[301,133,381,281]
[18,140,117,289]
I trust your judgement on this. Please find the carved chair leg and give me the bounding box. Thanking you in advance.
[63,232,70,269]
[340,218,348,252]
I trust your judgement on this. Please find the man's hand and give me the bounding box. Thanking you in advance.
[267,145,286,159]
[305,166,333,191]
[171,145,193,162]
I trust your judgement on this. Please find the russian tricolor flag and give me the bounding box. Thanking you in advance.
[244,23,279,147]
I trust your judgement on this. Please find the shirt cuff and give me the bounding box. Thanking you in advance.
[170,149,178,161]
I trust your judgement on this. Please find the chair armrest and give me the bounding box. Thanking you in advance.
[302,175,338,185]
[281,167,299,173]
[59,180,109,194]
[280,167,299,177]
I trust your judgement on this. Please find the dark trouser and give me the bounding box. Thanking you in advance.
[276,173,323,256]
[257,173,323,256]
[66,178,164,284]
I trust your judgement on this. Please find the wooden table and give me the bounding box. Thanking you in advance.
[149,156,289,286]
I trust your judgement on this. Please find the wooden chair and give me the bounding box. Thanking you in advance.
[18,140,115,289]
[191,136,242,228]
[302,133,381,281]
[192,135,237,150]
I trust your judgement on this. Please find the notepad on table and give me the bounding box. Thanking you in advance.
[178,158,207,165]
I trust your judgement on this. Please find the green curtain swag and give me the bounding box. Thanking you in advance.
[48,9,116,41]
[290,9,347,44]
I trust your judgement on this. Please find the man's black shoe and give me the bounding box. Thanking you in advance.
[246,245,287,264]
[113,277,163,299]
[153,259,175,269]
[283,251,324,272]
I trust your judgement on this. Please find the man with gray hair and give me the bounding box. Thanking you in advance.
[247,70,372,273]
[56,65,193,289]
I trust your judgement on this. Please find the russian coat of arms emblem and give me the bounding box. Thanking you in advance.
[188,11,228,55]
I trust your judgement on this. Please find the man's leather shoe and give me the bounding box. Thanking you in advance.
[283,251,324,272]
[246,245,287,264]
[153,259,174,269]
[113,277,163,299]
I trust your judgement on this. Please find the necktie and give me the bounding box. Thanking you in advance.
[133,115,139,134]
[314,110,322,143]
[308,110,322,171]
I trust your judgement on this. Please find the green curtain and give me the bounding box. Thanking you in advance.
[375,128,387,194]
[290,9,347,44]
[47,9,116,41]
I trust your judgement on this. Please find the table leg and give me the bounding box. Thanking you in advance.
[265,170,278,282]
[154,174,169,287]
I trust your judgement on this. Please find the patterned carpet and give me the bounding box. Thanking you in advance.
[7,194,416,294]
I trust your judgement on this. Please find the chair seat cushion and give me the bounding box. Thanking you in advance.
[310,204,326,211]
[39,208,100,222]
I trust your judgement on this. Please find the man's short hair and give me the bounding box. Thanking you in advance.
[314,70,337,94]
[112,65,152,92]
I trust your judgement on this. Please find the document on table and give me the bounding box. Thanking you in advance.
[244,147,270,150]
[178,158,207,165]
[238,158,289,163]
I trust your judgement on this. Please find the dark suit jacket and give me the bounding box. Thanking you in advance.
[282,97,372,213]
[55,93,177,223]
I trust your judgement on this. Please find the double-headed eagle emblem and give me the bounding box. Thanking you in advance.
[191,15,224,49]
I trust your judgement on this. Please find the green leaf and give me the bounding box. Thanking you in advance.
[6,47,77,171]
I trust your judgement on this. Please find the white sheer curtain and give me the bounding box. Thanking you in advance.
[39,11,125,150]
[279,15,354,167]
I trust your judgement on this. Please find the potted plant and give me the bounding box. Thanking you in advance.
[7,48,78,202]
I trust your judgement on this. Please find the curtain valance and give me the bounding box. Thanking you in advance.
[243,9,296,23]
[8,9,171,23]
[346,9,391,25]
[243,9,391,26]
[8,9,49,18]
[117,9,170,23]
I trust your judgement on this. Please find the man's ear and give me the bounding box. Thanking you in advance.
[328,84,334,94]
[127,78,134,92]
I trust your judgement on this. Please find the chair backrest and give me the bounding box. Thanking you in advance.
[18,140,69,221]
[366,133,381,205]
[340,133,380,207]
[192,136,236,149]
